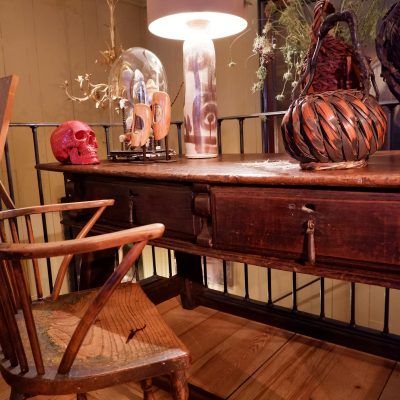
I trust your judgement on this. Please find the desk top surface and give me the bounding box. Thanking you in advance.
[37,151,400,189]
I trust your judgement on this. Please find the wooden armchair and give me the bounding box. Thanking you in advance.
[0,199,190,400]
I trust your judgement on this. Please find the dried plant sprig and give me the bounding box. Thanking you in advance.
[251,18,276,93]
[251,0,313,100]
[97,0,123,66]
[250,0,387,101]
[63,0,123,108]
[63,74,111,109]
[338,0,385,44]
[227,27,252,68]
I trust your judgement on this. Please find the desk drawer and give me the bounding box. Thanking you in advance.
[69,177,198,240]
[211,187,400,266]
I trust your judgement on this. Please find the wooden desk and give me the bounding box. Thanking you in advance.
[37,151,400,359]
[37,151,400,285]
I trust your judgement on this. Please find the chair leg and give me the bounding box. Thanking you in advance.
[77,394,88,400]
[170,370,189,400]
[9,389,28,400]
[141,378,156,400]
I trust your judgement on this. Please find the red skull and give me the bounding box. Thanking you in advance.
[50,120,99,164]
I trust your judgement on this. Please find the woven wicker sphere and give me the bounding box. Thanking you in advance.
[376,1,400,101]
[281,89,387,168]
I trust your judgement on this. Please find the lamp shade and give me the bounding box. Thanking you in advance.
[147,0,248,40]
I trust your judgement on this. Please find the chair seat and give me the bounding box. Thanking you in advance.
[1,283,190,395]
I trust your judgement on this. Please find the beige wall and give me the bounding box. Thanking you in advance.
[0,0,262,207]
[0,0,148,206]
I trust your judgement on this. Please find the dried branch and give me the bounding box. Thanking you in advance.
[98,0,123,67]
[63,0,123,108]
[62,75,111,108]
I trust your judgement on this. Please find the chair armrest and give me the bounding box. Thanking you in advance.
[0,223,165,260]
[0,199,115,220]
[0,198,115,301]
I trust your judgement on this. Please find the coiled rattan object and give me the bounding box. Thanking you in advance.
[303,0,360,93]
[376,1,400,101]
[282,11,387,170]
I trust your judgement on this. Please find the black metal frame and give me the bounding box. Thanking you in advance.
[199,258,400,360]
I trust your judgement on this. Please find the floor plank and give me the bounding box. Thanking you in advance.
[228,334,395,400]
[162,303,218,337]
[0,378,12,400]
[188,319,294,398]
[88,381,170,400]
[0,381,169,400]
[156,295,181,315]
[179,311,249,363]
[0,298,398,400]
[379,363,400,400]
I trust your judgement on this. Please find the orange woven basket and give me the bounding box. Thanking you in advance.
[282,10,387,170]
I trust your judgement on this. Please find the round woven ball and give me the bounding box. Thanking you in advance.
[281,89,387,167]
[376,1,400,101]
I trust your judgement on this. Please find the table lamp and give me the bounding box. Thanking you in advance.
[147,0,248,158]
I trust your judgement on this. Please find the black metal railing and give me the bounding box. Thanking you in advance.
[2,100,400,359]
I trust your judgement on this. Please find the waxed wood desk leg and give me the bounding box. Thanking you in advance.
[175,251,204,309]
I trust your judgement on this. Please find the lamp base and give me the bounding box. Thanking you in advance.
[183,37,218,159]
[185,151,218,159]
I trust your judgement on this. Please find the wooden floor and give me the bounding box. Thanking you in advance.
[1,297,400,400]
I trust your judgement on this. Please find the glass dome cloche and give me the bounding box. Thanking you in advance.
[108,47,168,135]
